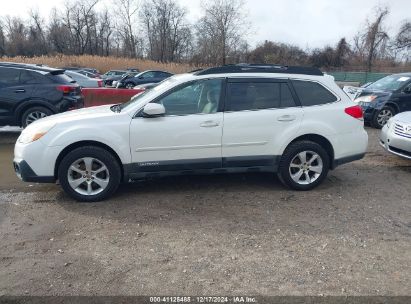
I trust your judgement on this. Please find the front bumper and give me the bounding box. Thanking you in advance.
[380,123,411,159]
[13,160,55,183]
[14,139,61,183]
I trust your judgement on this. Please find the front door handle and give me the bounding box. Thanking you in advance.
[277,115,296,122]
[200,121,219,128]
[14,89,26,93]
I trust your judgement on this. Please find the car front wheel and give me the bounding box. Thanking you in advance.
[21,106,53,128]
[58,146,121,202]
[125,83,135,89]
[371,106,395,129]
[277,140,330,191]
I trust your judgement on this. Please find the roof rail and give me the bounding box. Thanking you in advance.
[194,64,323,76]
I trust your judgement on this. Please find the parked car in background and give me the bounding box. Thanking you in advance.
[354,73,411,128]
[380,111,411,159]
[126,68,140,73]
[0,62,83,127]
[13,64,367,201]
[76,69,101,79]
[65,70,103,88]
[101,70,127,80]
[62,67,100,78]
[133,83,158,90]
[117,70,173,89]
[112,72,139,88]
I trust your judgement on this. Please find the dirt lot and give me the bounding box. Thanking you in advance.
[0,128,410,296]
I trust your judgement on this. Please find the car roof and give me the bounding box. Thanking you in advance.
[0,62,64,74]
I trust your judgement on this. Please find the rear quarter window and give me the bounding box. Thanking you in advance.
[292,80,337,106]
[48,73,76,84]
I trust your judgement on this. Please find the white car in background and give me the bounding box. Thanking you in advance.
[380,112,411,159]
[65,70,103,88]
[13,64,368,202]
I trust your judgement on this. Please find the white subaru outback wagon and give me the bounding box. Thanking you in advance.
[13,64,368,201]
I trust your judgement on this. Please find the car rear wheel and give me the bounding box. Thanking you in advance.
[21,106,53,128]
[58,146,121,202]
[371,106,395,129]
[277,141,330,191]
[125,83,134,89]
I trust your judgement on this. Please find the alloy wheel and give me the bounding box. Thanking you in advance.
[67,157,110,196]
[376,109,393,127]
[25,111,47,126]
[289,151,323,185]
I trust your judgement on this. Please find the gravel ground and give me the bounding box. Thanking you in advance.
[0,128,410,296]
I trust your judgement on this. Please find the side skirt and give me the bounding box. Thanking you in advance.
[123,156,280,182]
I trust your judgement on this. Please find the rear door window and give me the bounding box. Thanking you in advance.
[0,67,21,87]
[226,81,297,111]
[291,80,337,106]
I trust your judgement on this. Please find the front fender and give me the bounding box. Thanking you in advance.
[41,121,132,164]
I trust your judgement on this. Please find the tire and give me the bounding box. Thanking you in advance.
[21,106,53,128]
[125,83,134,89]
[371,106,395,129]
[58,146,121,202]
[277,140,330,191]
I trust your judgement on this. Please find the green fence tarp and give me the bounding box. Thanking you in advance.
[327,72,390,85]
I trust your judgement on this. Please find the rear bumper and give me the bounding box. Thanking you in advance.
[332,153,366,168]
[13,159,55,183]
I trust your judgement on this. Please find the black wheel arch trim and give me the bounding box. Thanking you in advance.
[15,100,57,121]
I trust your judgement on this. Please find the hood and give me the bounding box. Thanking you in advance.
[31,105,120,126]
[357,88,392,98]
[393,111,411,123]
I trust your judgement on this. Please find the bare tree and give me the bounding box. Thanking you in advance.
[0,19,5,56]
[353,7,390,71]
[194,0,249,65]
[115,0,139,57]
[393,20,411,61]
[141,0,192,62]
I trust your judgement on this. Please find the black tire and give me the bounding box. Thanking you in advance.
[58,146,121,202]
[371,106,395,129]
[277,140,330,191]
[21,106,53,128]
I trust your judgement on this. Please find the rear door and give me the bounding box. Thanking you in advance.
[222,78,303,168]
[0,67,33,125]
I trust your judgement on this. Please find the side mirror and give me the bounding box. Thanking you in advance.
[142,103,165,117]
[404,86,411,94]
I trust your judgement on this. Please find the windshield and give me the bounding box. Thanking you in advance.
[367,75,410,91]
[119,76,179,110]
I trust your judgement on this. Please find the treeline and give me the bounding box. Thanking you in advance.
[0,0,410,71]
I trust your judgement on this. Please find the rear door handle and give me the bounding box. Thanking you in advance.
[200,120,219,128]
[14,89,26,93]
[277,115,296,122]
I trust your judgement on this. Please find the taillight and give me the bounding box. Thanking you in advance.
[57,85,77,94]
[97,80,103,87]
[345,105,363,120]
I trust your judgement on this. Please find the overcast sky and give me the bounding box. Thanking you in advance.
[1,0,410,49]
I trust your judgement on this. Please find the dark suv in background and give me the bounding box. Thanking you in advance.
[355,73,411,128]
[0,63,83,127]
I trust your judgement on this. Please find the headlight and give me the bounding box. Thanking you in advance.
[354,95,378,103]
[18,122,56,144]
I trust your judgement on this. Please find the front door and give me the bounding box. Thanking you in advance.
[129,78,224,173]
